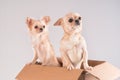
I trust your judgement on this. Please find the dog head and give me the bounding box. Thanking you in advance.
[26,16,50,36]
[54,12,82,34]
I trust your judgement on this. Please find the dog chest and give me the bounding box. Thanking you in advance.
[61,34,84,64]
[68,46,83,64]
[33,39,49,61]
[71,34,80,44]
[61,35,80,49]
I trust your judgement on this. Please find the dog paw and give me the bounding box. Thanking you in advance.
[67,64,74,70]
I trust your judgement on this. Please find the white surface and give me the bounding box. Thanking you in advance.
[0,0,120,80]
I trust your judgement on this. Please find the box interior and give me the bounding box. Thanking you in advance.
[88,60,105,67]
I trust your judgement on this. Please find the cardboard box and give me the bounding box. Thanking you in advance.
[16,60,120,80]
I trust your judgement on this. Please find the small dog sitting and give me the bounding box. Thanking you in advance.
[54,13,92,70]
[26,16,59,66]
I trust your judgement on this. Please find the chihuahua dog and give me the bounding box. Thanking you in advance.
[54,13,92,70]
[26,16,59,66]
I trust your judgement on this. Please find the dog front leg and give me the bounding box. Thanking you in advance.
[27,49,38,65]
[60,48,74,70]
[82,48,92,70]
[32,50,38,64]
[75,58,83,69]
[75,45,83,69]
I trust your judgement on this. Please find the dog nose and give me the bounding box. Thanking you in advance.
[75,20,80,25]
[40,28,43,32]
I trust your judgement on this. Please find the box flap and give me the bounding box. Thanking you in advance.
[87,61,120,80]
[16,64,83,80]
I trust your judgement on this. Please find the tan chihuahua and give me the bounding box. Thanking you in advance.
[26,16,59,66]
[54,13,92,70]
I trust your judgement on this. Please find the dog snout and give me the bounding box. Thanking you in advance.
[40,28,43,32]
[75,20,80,25]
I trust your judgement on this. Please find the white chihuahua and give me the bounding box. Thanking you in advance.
[54,13,92,70]
[26,16,59,66]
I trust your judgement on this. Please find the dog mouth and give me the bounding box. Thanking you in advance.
[72,27,76,30]
[72,25,80,30]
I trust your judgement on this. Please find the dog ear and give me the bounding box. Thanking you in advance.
[42,16,50,24]
[54,18,63,26]
[26,17,34,26]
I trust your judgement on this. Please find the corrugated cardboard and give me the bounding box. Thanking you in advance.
[16,60,120,80]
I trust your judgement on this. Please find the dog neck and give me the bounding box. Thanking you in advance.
[30,32,49,47]
[64,29,81,37]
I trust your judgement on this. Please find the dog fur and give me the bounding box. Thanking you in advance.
[54,13,92,70]
[26,16,59,66]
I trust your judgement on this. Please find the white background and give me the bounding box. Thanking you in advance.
[0,0,120,80]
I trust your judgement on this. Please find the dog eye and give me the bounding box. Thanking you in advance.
[43,25,45,28]
[34,25,38,29]
[68,18,73,23]
[78,17,81,20]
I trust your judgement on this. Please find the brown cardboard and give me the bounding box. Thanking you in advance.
[87,60,120,80]
[16,65,83,80]
[16,60,120,80]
